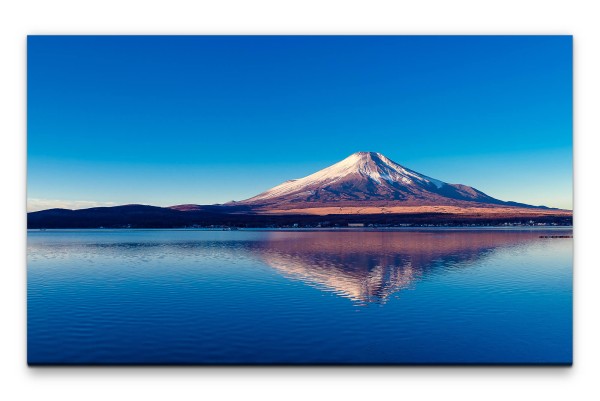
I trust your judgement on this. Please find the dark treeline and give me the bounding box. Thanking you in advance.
[27,205,573,229]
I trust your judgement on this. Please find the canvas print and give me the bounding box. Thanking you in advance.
[27,36,573,365]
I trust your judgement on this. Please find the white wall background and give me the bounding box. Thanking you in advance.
[1,1,598,400]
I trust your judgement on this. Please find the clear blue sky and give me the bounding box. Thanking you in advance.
[27,36,572,211]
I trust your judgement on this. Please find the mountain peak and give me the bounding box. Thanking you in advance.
[334,151,396,174]
[347,151,386,164]
[352,151,383,158]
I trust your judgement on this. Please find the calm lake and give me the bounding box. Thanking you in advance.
[27,228,573,364]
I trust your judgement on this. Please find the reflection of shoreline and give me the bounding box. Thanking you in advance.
[252,230,571,304]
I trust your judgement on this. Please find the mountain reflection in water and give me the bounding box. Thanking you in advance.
[27,229,572,364]
[250,230,551,304]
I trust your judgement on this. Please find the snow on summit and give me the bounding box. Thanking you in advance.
[244,152,445,201]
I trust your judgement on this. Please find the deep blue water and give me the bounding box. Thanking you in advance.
[27,228,572,364]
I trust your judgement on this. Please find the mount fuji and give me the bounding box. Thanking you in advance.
[229,151,542,212]
[28,151,571,228]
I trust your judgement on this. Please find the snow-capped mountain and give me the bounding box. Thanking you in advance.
[237,151,532,209]
[28,151,570,228]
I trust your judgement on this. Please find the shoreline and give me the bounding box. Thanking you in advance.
[27,226,574,233]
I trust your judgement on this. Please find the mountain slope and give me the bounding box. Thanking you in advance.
[235,151,539,210]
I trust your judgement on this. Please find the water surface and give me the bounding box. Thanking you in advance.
[27,228,572,364]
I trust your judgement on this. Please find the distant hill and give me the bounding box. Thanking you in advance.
[27,205,192,229]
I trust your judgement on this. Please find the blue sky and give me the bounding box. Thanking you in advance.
[27,36,572,211]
